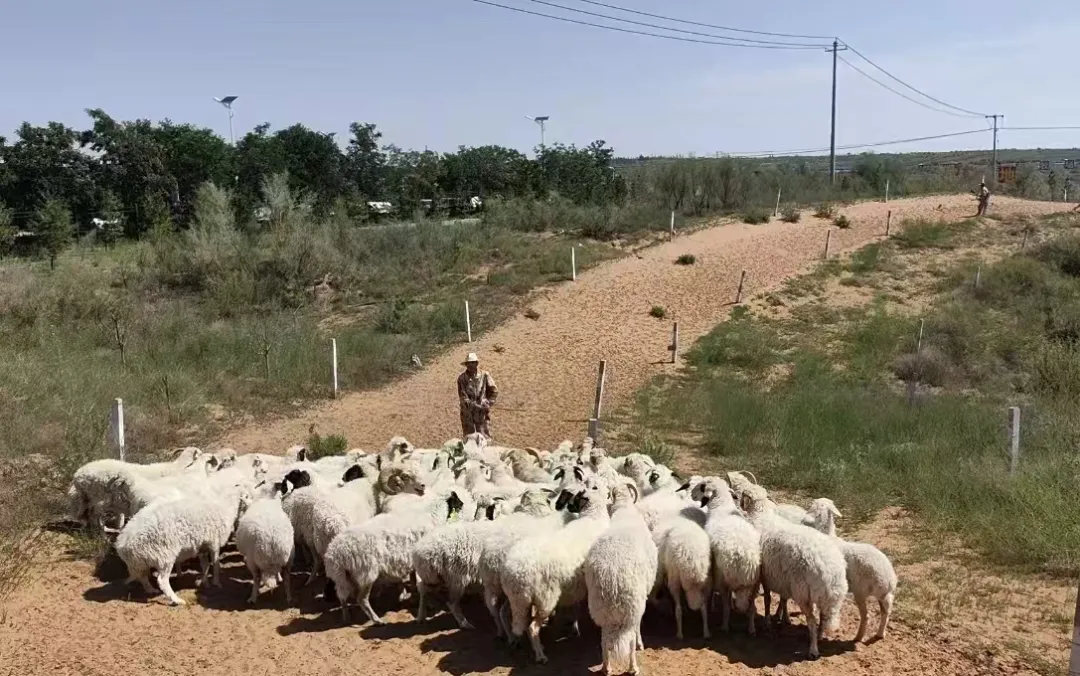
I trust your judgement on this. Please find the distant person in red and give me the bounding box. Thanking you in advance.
[457,352,498,439]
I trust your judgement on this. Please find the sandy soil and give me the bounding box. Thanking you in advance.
[2,195,1076,676]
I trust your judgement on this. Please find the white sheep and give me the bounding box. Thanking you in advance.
[501,475,613,663]
[584,482,655,676]
[412,493,522,628]
[741,485,848,660]
[653,513,712,640]
[478,489,570,638]
[692,477,761,635]
[323,482,465,624]
[806,498,898,642]
[306,464,379,584]
[636,473,706,532]
[235,487,295,604]
[67,447,203,529]
[114,482,249,606]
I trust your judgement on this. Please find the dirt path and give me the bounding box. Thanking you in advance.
[221,195,1073,453]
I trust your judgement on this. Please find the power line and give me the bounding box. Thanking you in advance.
[837,55,979,119]
[730,128,990,158]
[466,0,825,49]
[523,0,830,46]
[568,0,835,40]
[841,43,989,118]
[1001,126,1080,132]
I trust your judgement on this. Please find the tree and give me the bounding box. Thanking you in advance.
[0,202,15,257]
[0,122,97,229]
[97,190,124,247]
[33,198,74,269]
[345,122,386,198]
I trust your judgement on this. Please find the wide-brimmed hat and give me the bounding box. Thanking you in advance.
[462,352,479,365]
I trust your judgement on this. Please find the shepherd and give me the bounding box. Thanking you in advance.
[457,352,498,440]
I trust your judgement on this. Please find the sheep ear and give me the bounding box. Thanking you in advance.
[342,464,364,483]
[675,482,691,492]
[553,468,565,481]
[830,504,842,518]
[572,466,585,481]
[296,447,308,462]
[485,504,497,520]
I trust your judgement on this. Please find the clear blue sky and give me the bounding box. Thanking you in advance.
[1,0,1076,157]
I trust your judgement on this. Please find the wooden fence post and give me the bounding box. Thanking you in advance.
[735,269,747,304]
[110,398,126,462]
[592,360,607,421]
[1067,583,1080,675]
[824,230,832,259]
[331,338,339,399]
[886,210,893,237]
[1008,406,1021,475]
[670,323,679,364]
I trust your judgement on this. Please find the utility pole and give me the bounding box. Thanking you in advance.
[986,114,1003,186]
[826,40,848,186]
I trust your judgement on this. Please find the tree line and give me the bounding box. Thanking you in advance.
[0,109,624,242]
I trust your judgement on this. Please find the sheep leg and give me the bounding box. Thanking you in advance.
[628,638,640,676]
[762,583,773,627]
[198,553,211,587]
[447,585,474,629]
[719,589,731,633]
[701,595,712,639]
[854,596,869,642]
[876,593,894,640]
[136,573,155,595]
[416,578,429,622]
[358,585,385,625]
[671,588,684,640]
[156,570,185,606]
[305,551,321,586]
[571,605,582,638]
[483,588,505,637]
[247,563,260,604]
[210,548,222,588]
[636,625,644,651]
[282,564,293,605]
[803,601,820,660]
[527,612,550,664]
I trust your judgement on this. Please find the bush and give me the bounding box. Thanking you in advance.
[306,430,348,461]
[780,207,801,223]
[814,202,836,219]
[742,209,772,225]
[891,347,951,387]
[675,254,697,266]
[649,305,666,319]
[833,214,852,229]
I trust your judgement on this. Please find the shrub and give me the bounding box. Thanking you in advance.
[891,347,951,387]
[742,209,772,225]
[675,254,697,266]
[307,430,348,461]
[649,305,666,319]
[833,214,852,229]
[780,207,801,223]
[814,202,836,219]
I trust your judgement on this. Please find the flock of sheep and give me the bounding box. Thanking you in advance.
[67,434,898,673]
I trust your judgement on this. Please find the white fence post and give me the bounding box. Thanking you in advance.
[917,319,925,353]
[885,178,890,203]
[774,187,782,217]
[571,247,577,281]
[1068,583,1080,675]
[110,398,126,462]
[331,338,339,399]
[669,210,675,237]
[1008,406,1021,475]
[465,300,473,343]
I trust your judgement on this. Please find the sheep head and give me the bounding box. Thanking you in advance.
[378,464,425,497]
[567,476,610,515]
[691,476,736,509]
[738,484,770,516]
[609,480,640,507]
[807,497,841,535]
[285,445,308,462]
[213,449,238,470]
[171,446,203,467]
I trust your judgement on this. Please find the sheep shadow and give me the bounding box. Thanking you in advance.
[276,584,422,636]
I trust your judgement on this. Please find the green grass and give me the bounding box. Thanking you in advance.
[638,217,1080,574]
[780,207,801,223]
[814,202,837,219]
[675,254,697,265]
[649,305,667,319]
[894,218,977,250]
[833,214,852,229]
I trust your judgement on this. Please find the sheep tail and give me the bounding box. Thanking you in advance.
[602,625,637,673]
